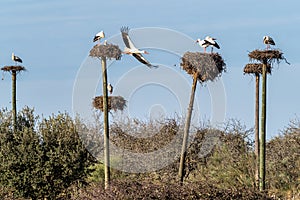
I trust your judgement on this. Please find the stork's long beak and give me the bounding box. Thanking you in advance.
[144,51,149,54]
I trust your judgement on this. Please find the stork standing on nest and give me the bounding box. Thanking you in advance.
[93,31,105,43]
[120,26,158,68]
[196,36,220,53]
[263,36,275,50]
[12,53,22,65]
[107,83,113,94]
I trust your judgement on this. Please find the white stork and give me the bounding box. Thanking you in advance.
[93,31,105,43]
[196,36,220,53]
[12,53,22,65]
[120,26,158,68]
[263,36,275,50]
[107,83,113,94]
[196,39,210,52]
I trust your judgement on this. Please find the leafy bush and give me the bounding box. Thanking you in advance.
[0,107,95,199]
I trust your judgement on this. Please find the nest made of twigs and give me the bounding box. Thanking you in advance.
[248,49,286,64]
[89,44,122,60]
[93,96,126,112]
[243,63,272,74]
[1,66,26,72]
[181,52,226,82]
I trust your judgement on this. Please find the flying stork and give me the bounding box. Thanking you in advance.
[93,31,105,43]
[263,36,275,50]
[196,36,220,53]
[120,26,158,68]
[107,83,113,94]
[11,53,22,65]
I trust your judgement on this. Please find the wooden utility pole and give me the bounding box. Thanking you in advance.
[101,56,110,189]
[12,70,17,129]
[179,52,226,183]
[259,61,267,191]
[89,42,122,189]
[255,73,260,188]
[178,73,198,183]
[1,66,25,131]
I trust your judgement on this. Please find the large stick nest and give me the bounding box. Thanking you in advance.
[181,52,226,82]
[93,96,126,112]
[243,63,272,74]
[89,44,122,60]
[1,66,26,72]
[248,49,287,64]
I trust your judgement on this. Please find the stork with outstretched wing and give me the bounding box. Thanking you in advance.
[120,26,158,68]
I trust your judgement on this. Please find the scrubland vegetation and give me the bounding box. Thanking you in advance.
[0,107,299,199]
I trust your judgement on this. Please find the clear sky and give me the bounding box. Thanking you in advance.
[1,0,299,139]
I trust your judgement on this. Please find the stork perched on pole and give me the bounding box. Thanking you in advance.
[93,31,105,43]
[196,36,220,53]
[12,53,22,65]
[263,36,275,50]
[107,83,113,94]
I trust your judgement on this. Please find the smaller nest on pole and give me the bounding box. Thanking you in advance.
[1,66,26,72]
[243,63,272,75]
[248,49,287,64]
[181,52,226,82]
[93,96,126,112]
[89,44,122,60]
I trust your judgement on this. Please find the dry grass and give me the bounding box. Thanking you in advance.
[244,63,272,74]
[93,96,126,112]
[181,52,226,82]
[1,66,26,72]
[89,44,122,60]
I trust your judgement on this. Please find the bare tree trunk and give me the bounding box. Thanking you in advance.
[12,70,17,131]
[178,73,198,183]
[259,61,267,191]
[255,73,260,188]
[101,56,110,189]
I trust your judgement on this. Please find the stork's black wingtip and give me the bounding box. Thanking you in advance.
[120,26,130,33]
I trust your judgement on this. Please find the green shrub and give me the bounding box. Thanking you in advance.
[0,108,95,199]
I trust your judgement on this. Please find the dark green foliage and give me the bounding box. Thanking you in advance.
[0,108,95,199]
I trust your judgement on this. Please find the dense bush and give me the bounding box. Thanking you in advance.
[0,107,95,199]
[267,119,300,198]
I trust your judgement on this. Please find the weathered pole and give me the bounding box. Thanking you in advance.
[255,73,260,188]
[12,70,17,130]
[178,72,198,183]
[101,56,110,189]
[259,60,267,191]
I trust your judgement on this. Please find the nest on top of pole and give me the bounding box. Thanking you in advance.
[89,43,122,60]
[1,66,26,73]
[248,49,287,64]
[244,63,272,75]
[245,49,288,74]
[93,96,126,112]
[181,52,226,82]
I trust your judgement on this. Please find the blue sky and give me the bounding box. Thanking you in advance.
[0,0,299,139]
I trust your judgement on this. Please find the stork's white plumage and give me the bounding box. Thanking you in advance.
[196,36,220,52]
[93,31,105,43]
[263,36,275,49]
[120,26,158,68]
[12,53,22,64]
[107,83,113,94]
[196,39,210,52]
[205,36,220,50]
